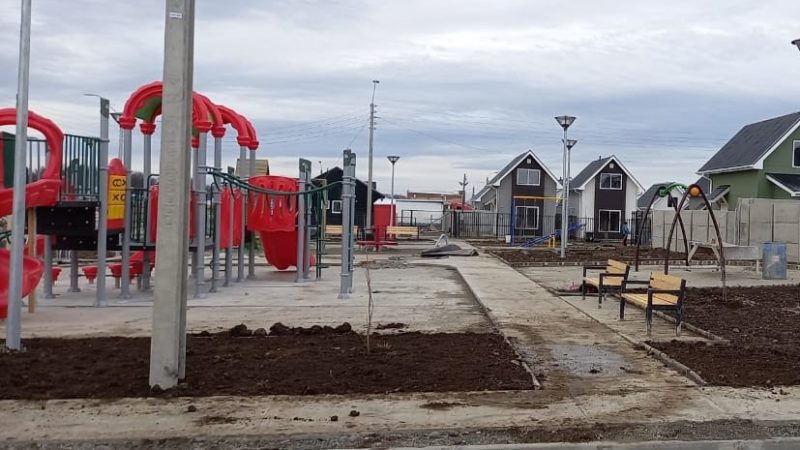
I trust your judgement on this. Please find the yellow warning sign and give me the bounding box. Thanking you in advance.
[108,175,126,222]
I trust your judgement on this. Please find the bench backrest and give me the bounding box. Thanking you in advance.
[649,272,684,291]
[326,225,359,235]
[606,259,628,275]
[386,225,417,235]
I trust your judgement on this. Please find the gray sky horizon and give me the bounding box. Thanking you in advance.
[2,1,800,197]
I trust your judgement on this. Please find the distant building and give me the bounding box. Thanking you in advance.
[236,158,269,177]
[697,111,800,206]
[314,167,384,229]
[569,155,643,239]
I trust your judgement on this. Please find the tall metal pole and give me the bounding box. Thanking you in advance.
[150,0,194,389]
[120,127,133,297]
[295,160,306,284]
[193,133,207,298]
[555,115,575,258]
[210,134,222,292]
[387,155,399,226]
[247,150,256,279]
[6,0,32,350]
[365,80,379,234]
[561,127,568,257]
[236,145,247,281]
[96,97,110,306]
[141,131,153,291]
[339,150,352,299]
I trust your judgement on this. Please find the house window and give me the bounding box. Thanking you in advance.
[516,168,541,186]
[331,200,342,214]
[598,210,621,233]
[599,173,623,190]
[793,140,800,167]
[515,206,539,230]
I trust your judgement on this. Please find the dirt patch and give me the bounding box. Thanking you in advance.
[0,331,532,400]
[376,322,406,330]
[490,244,714,265]
[649,285,800,387]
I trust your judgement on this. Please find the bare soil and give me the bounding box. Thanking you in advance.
[0,327,533,400]
[490,244,714,265]
[649,285,800,387]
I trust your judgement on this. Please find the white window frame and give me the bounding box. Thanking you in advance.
[515,205,540,230]
[516,168,541,186]
[598,209,621,233]
[599,173,623,190]
[331,199,342,214]
[793,140,800,168]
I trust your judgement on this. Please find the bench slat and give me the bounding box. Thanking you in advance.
[584,276,623,287]
[650,272,682,291]
[621,292,679,306]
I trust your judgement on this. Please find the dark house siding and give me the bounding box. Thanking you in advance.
[593,161,627,238]
[313,167,383,230]
[511,156,546,236]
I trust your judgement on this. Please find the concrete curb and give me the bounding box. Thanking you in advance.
[382,437,800,449]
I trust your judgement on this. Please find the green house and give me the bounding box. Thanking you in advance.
[697,112,800,207]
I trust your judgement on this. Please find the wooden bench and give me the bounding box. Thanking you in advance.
[621,272,687,336]
[385,225,419,240]
[582,259,630,308]
[325,225,359,238]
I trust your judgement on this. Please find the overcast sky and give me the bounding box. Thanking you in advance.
[2,0,800,197]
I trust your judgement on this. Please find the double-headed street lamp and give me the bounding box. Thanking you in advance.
[792,39,800,52]
[387,155,400,226]
[555,115,576,259]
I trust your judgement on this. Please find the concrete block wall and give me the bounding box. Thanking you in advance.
[649,198,800,263]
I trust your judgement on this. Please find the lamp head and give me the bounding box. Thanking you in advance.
[555,115,576,130]
[793,39,800,52]
[387,155,400,164]
[563,139,578,150]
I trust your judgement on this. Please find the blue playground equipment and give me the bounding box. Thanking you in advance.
[521,223,585,248]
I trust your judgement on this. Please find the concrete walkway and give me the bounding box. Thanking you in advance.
[1,245,800,446]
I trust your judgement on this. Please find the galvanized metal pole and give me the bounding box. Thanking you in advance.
[224,178,233,287]
[237,146,246,281]
[189,145,198,278]
[150,0,194,389]
[141,131,152,291]
[120,128,133,297]
[68,251,80,292]
[295,160,306,283]
[365,102,375,234]
[247,150,256,279]
[210,136,222,292]
[96,98,110,306]
[347,153,357,294]
[560,127,568,258]
[300,159,312,280]
[5,0,32,351]
[338,149,352,299]
[193,133,207,297]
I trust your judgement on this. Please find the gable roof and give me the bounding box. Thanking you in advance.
[314,167,385,199]
[487,150,560,189]
[570,155,644,192]
[698,112,800,174]
[637,182,678,209]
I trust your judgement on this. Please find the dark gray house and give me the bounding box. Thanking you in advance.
[314,167,384,229]
[569,155,643,239]
[472,150,559,236]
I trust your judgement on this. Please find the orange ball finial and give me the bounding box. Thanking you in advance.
[688,186,702,197]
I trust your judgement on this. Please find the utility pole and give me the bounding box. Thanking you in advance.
[459,174,468,207]
[365,80,379,235]
[6,0,32,351]
[150,0,195,389]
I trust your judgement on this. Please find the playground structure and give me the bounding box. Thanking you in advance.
[634,182,727,298]
[0,81,359,319]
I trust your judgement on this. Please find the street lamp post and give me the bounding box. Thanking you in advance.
[365,80,380,236]
[555,115,576,259]
[792,39,800,52]
[387,155,400,226]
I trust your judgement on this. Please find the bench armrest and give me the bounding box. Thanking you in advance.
[582,265,606,276]
[647,288,682,295]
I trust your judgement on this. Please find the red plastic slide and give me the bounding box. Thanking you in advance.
[247,175,313,271]
[0,108,64,319]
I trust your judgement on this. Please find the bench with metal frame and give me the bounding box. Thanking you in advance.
[621,272,687,336]
[582,259,630,308]
[325,224,359,238]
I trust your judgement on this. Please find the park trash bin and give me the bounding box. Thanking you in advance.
[762,241,787,280]
[505,234,512,244]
